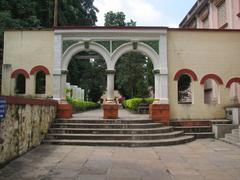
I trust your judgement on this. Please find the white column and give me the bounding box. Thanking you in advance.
[158,33,169,104]
[60,71,67,100]
[209,3,214,28]
[106,70,115,102]
[53,34,62,100]
[154,71,160,100]
[1,64,12,96]
[159,74,169,104]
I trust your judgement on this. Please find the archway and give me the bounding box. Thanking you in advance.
[66,50,107,102]
[111,42,166,102]
[55,42,111,100]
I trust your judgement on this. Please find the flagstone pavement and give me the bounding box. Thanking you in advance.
[0,139,240,180]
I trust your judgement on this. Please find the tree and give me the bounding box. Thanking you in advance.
[0,0,98,48]
[67,51,107,102]
[104,11,136,26]
[104,11,153,99]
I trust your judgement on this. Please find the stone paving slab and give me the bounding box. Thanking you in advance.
[0,139,240,180]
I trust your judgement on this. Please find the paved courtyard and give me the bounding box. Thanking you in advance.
[0,139,240,180]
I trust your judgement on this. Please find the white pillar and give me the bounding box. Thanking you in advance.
[154,70,161,100]
[53,34,62,100]
[53,72,61,100]
[106,70,115,102]
[1,64,12,96]
[158,33,169,104]
[159,74,169,104]
[60,70,67,100]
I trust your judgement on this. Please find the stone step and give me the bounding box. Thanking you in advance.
[221,138,240,147]
[232,129,240,135]
[46,131,184,141]
[173,126,212,133]
[48,126,173,134]
[225,134,240,142]
[185,132,214,139]
[43,135,195,147]
[55,118,152,124]
[210,119,232,124]
[51,122,163,129]
[226,132,240,139]
[170,120,211,127]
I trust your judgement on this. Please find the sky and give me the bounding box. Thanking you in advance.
[94,0,197,27]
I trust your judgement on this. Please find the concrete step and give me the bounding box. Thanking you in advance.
[221,137,240,147]
[210,119,232,124]
[43,135,195,147]
[232,129,240,135]
[55,118,152,124]
[225,134,240,143]
[51,122,163,129]
[173,126,212,133]
[185,132,214,139]
[46,131,184,141]
[48,126,174,134]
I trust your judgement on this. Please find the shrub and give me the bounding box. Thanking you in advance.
[67,97,100,112]
[123,98,154,112]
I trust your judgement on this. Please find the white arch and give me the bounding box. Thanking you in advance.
[111,42,160,70]
[62,42,111,70]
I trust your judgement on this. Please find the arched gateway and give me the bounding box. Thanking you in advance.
[53,27,169,120]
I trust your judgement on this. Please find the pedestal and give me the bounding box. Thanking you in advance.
[57,103,73,119]
[149,104,170,125]
[103,104,118,119]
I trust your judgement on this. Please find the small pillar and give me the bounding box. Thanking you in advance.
[149,104,170,125]
[56,102,73,119]
[103,70,118,119]
[150,69,170,125]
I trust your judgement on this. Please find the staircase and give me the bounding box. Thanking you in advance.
[171,119,231,139]
[221,127,240,146]
[44,118,194,147]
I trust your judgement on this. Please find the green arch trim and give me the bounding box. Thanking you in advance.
[112,40,130,52]
[95,41,111,52]
[141,41,159,54]
[62,40,79,54]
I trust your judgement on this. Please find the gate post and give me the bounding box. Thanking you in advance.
[103,70,118,119]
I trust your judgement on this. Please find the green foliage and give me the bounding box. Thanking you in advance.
[0,0,98,48]
[123,98,154,112]
[115,52,154,99]
[67,97,100,112]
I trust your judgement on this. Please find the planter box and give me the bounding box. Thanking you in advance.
[103,104,118,119]
[57,103,73,119]
[149,104,170,125]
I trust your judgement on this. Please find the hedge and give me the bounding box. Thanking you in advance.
[67,97,100,112]
[123,98,154,112]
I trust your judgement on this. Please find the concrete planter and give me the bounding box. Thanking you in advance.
[149,104,170,125]
[57,103,73,119]
[103,104,118,119]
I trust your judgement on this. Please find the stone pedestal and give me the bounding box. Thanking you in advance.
[57,103,73,119]
[103,104,118,119]
[149,104,170,125]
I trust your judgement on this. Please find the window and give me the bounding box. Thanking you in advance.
[35,71,46,94]
[204,79,219,104]
[15,74,26,94]
[229,82,240,104]
[178,74,192,104]
[217,0,227,28]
